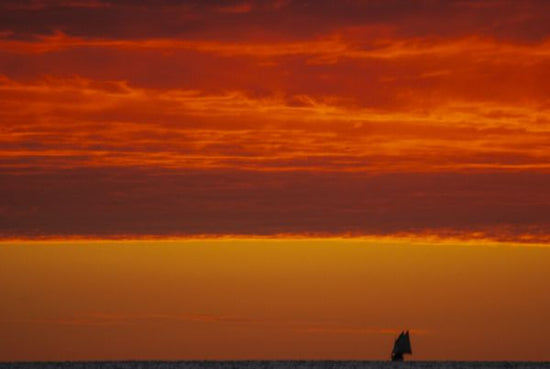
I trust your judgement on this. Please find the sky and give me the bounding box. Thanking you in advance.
[1,0,550,361]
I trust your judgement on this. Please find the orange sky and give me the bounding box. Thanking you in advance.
[2,238,550,361]
[1,0,550,361]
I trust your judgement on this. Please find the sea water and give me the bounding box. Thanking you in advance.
[1,362,549,369]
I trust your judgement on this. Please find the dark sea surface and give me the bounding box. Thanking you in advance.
[1,362,549,369]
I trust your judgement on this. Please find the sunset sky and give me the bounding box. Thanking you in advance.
[1,0,550,362]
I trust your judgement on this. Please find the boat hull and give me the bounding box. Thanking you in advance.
[391,353,404,361]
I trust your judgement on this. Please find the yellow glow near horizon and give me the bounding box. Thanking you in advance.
[1,238,549,361]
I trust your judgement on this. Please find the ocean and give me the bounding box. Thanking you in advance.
[1,362,549,369]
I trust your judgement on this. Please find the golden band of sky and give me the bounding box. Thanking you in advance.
[1,238,549,361]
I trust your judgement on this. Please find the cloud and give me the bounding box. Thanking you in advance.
[24,311,429,339]
[3,31,550,63]
[215,2,252,14]
[1,0,550,42]
[1,168,549,242]
[292,325,430,336]
[2,0,110,10]
[1,1,549,241]
[1,75,550,173]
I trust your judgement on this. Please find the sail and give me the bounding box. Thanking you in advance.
[392,331,412,355]
[392,332,403,354]
[403,331,412,354]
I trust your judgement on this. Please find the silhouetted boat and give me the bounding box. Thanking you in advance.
[391,330,412,361]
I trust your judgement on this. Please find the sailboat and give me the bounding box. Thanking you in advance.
[391,330,412,361]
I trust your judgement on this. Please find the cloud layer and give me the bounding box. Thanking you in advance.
[1,0,550,240]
